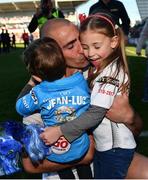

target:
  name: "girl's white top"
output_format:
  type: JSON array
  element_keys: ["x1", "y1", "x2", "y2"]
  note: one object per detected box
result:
[{"x1": 91, "y1": 60, "x2": 136, "y2": 151}]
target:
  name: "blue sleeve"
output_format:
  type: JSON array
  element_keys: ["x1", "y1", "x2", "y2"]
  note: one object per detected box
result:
[{"x1": 16, "y1": 89, "x2": 39, "y2": 117}]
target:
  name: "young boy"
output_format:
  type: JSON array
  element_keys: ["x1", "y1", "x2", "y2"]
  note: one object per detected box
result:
[{"x1": 16, "y1": 37, "x2": 91, "y2": 179}]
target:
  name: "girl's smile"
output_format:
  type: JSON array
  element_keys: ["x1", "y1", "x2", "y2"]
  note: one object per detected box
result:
[{"x1": 80, "y1": 30, "x2": 118, "y2": 67}]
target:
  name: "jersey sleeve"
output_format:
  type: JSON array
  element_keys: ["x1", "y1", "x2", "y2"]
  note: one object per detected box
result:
[
  {"x1": 91, "y1": 76, "x2": 119, "y2": 109},
  {"x1": 61, "y1": 105, "x2": 107, "y2": 142},
  {"x1": 16, "y1": 88, "x2": 39, "y2": 117}
]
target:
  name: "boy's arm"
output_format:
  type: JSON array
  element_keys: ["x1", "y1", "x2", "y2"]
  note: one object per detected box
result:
[{"x1": 16, "y1": 78, "x2": 39, "y2": 116}]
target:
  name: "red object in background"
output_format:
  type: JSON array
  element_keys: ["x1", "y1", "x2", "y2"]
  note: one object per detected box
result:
[{"x1": 79, "y1": 13, "x2": 87, "y2": 23}]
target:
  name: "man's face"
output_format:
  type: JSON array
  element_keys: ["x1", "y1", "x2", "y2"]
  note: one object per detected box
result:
[{"x1": 48, "y1": 24, "x2": 89, "y2": 69}]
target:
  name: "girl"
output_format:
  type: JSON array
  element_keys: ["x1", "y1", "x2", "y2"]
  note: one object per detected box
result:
[{"x1": 40, "y1": 13, "x2": 136, "y2": 179}]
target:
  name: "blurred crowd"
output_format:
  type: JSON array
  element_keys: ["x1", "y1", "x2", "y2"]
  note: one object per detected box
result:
[
  {"x1": 128, "y1": 18, "x2": 148, "y2": 46},
  {"x1": 0, "y1": 28, "x2": 35, "y2": 54}
]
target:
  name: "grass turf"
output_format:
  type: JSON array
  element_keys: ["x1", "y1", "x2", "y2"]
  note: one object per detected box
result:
[{"x1": 0, "y1": 45, "x2": 148, "y2": 178}]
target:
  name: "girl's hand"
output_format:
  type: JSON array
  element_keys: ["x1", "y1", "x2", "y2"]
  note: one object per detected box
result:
[{"x1": 40, "y1": 126, "x2": 62, "y2": 145}]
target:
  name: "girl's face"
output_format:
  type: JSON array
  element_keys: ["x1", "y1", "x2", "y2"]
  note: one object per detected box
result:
[{"x1": 80, "y1": 29, "x2": 118, "y2": 68}]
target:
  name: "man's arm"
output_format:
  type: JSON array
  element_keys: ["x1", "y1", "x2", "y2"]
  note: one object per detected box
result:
[
  {"x1": 17, "y1": 77, "x2": 37, "y2": 100},
  {"x1": 126, "y1": 112, "x2": 143, "y2": 137},
  {"x1": 22, "y1": 135, "x2": 94, "y2": 173},
  {"x1": 28, "y1": 15, "x2": 38, "y2": 33},
  {"x1": 106, "y1": 94, "x2": 143, "y2": 137},
  {"x1": 28, "y1": 7, "x2": 42, "y2": 33},
  {"x1": 126, "y1": 152, "x2": 148, "y2": 179},
  {"x1": 119, "y1": 2, "x2": 130, "y2": 36}
]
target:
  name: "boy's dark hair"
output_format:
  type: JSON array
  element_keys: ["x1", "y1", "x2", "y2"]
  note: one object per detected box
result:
[{"x1": 23, "y1": 37, "x2": 66, "y2": 81}]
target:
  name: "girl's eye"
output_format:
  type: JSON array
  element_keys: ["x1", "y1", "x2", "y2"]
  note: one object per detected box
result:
[
  {"x1": 82, "y1": 46, "x2": 88, "y2": 50},
  {"x1": 95, "y1": 46, "x2": 100, "y2": 49},
  {"x1": 83, "y1": 47, "x2": 88, "y2": 50}
]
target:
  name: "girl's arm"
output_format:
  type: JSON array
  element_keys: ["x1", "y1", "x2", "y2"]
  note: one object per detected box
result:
[{"x1": 40, "y1": 105, "x2": 107, "y2": 144}]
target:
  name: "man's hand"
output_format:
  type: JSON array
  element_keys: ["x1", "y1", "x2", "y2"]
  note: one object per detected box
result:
[
  {"x1": 106, "y1": 94, "x2": 134, "y2": 124},
  {"x1": 40, "y1": 126, "x2": 62, "y2": 145},
  {"x1": 106, "y1": 94, "x2": 143, "y2": 137},
  {"x1": 28, "y1": 76, "x2": 41, "y2": 87}
]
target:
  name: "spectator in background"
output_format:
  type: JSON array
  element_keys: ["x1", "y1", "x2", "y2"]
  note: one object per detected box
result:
[
  {"x1": 0, "y1": 31, "x2": 1, "y2": 54},
  {"x1": 11, "y1": 32, "x2": 16, "y2": 49},
  {"x1": 89, "y1": 0, "x2": 130, "y2": 41},
  {"x1": 1, "y1": 29, "x2": 6, "y2": 53},
  {"x1": 22, "y1": 30, "x2": 29, "y2": 49},
  {"x1": 136, "y1": 18, "x2": 148, "y2": 57},
  {"x1": 136, "y1": 18, "x2": 148, "y2": 102},
  {"x1": 79, "y1": 13, "x2": 87, "y2": 23},
  {"x1": 29, "y1": 33, "x2": 34, "y2": 44},
  {"x1": 28, "y1": 0, "x2": 64, "y2": 36},
  {"x1": 5, "y1": 29, "x2": 11, "y2": 53}
]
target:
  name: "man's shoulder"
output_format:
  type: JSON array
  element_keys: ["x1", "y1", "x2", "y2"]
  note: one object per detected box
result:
[
  {"x1": 90, "y1": 1, "x2": 101, "y2": 9},
  {"x1": 112, "y1": 0, "x2": 124, "y2": 7},
  {"x1": 89, "y1": 1, "x2": 108, "y2": 15}
]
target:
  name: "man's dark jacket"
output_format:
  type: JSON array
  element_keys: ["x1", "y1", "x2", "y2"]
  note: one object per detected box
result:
[{"x1": 89, "y1": 0, "x2": 130, "y2": 35}]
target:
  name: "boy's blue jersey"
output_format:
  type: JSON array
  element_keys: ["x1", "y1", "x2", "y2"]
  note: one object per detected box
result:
[{"x1": 16, "y1": 72, "x2": 90, "y2": 163}]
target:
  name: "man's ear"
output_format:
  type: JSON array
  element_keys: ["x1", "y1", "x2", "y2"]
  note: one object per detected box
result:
[
  {"x1": 32, "y1": 75, "x2": 42, "y2": 83},
  {"x1": 111, "y1": 35, "x2": 119, "y2": 49}
]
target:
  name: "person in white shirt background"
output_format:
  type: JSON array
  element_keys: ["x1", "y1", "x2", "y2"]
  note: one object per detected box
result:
[{"x1": 136, "y1": 18, "x2": 148, "y2": 103}]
